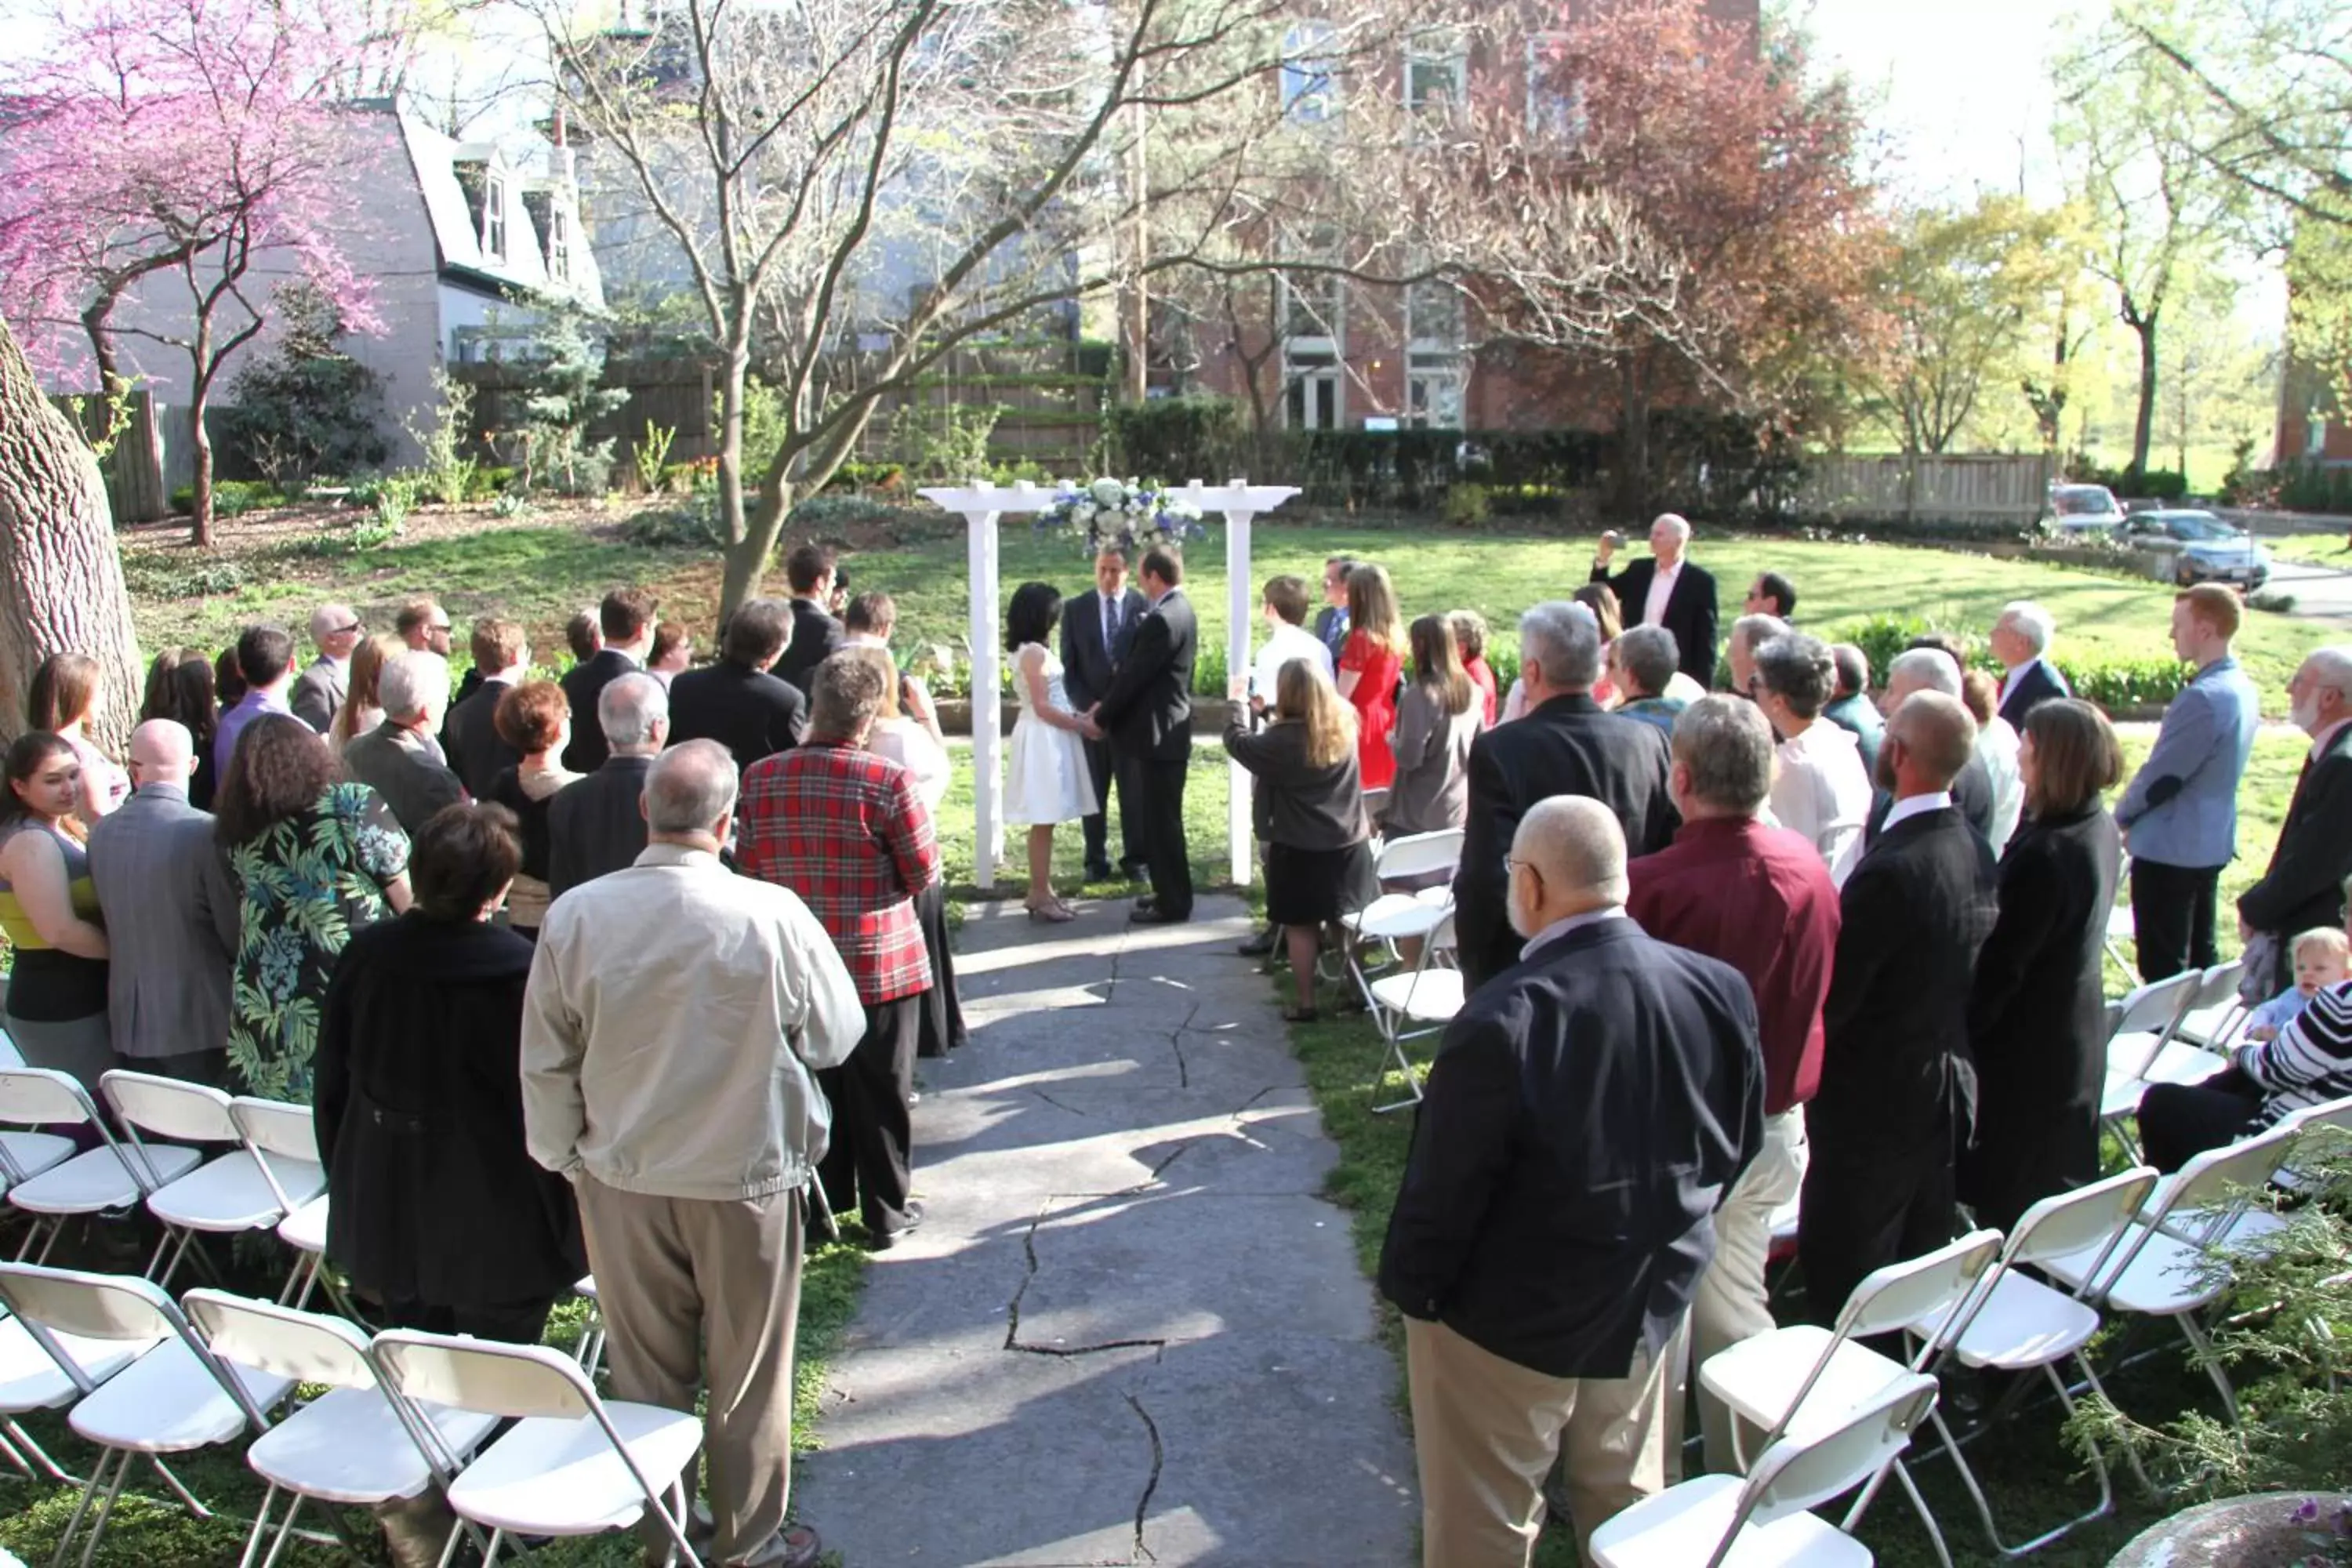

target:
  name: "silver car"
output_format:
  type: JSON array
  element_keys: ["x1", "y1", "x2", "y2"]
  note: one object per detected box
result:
[
  {"x1": 2042, "y1": 483, "x2": 2126, "y2": 534},
  {"x1": 2119, "y1": 510, "x2": 2272, "y2": 590}
]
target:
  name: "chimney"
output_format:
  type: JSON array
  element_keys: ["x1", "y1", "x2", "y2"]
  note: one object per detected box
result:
[{"x1": 549, "y1": 102, "x2": 575, "y2": 186}]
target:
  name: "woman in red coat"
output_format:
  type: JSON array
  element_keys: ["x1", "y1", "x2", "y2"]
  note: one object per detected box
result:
[{"x1": 1335, "y1": 563, "x2": 1406, "y2": 793}]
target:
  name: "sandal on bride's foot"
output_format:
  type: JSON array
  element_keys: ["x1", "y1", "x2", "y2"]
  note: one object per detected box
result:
[{"x1": 1026, "y1": 900, "x2": 1076, "y2": 924}]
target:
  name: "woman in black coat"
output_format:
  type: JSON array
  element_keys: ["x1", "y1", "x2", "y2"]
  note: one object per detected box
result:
[
  {"x1": 1961, "y1": 699, "x2": 2125, "y2": 1232},
  {"x1": 314, "y1": 800, "x2": 585, "y2": 1341}
]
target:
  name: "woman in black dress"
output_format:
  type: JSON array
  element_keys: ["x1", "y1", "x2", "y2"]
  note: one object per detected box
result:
[
  {"x1": 1225, "y1": 660, "x2": 1376, "y2": 1022},
  {"x1": 1962, "y1": 699, "x2": 2125, "y2": 1231}
]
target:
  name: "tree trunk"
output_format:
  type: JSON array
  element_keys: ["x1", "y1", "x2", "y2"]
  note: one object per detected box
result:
[
  {"x1": 2129, "y1": 312, "x2": 2160, "y2": 483},
  {"x1": 188, "y1": 314, "x2": 216, "y2": 546},
  {"x1": 1615, "y1": 355, "x2": 1651, "y2": 513},
  {"x1": 0, "y1": 314, "x2": 144, "y2": 754},
  {"x1": 724, "y1": 478, "x2": 791, "y2": 628}
]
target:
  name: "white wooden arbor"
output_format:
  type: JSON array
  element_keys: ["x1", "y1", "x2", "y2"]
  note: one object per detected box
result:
[{"x1": 916, "y1": 479, "x2": 1301, "y2": 891}]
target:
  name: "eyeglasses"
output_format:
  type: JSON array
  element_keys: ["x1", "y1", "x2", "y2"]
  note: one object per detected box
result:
[
  {"x1": 328, "y1": 622, "x2": 362, "y2": 636},
  {"x1": 428, "y1": 622, "x2": 452, "y2": 634},
  {"x1": 1502, "y1": 855, "x2": 1541, "y2": 881}
]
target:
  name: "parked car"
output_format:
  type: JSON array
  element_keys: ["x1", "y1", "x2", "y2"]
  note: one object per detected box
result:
[
  {"x1": 2042, "y1": 483, "x2": 2127, "y2": 533},
  {"x1": 2120, "y1": 509, "x2": 2272, "y2": 589}
]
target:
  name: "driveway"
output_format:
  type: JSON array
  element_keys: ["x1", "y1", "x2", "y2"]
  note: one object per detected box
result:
[{"x1": 2262, "y1": 557, "x2": 2352, "y2": 626}]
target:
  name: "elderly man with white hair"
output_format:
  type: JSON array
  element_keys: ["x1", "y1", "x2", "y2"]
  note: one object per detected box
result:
[
  {"x1": 1724, "y1": 612, "x2": 1788, "y2": 699},
  {"x1": 547, "y1": 671, "x2": 670, "y2": 901},
  {"x1": 340, "y1": 650, "x2": 463, "y2": 835},
  {"x1": 2238, "y1": 645, "x2": 2352, "y2": 989},
  {"x1": 1384, "y1": 795, "x2": 1762, "y2": 1566},
  {"x1": 1991, "y1": 600, "x2": 2069, "y2": 730},
  {"x1": 1592, "y1": 513, "x2": 1721, "y2": 686},
  {"x1": 1861, "y1": 646, "x2": 1995, "y2": 847},
  {"x1": 1450, "y1": 601, "x2": 1679, "y2": 985},
  {"x1": 292, "y1": 602, "x2": 363, "y2": 734}
]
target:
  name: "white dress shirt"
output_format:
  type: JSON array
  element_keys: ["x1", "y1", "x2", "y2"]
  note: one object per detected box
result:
[
  {"x1": 1882, "y1": 790, "x2": 1955, "y2": 835},
  {"x1": 1520, "y1": 904, "x2": 1631, "y2": 962},
  {"x1": 1642, "y1": 561, "x2": 1682, "y2": 628},
  {"x1": 1251, "y1": 621, "x2": 1336, "y2": 699},
  {"x1": 1974, "y1": 716, "x2": 2024, "y2": 855},
  {"x1": 1769, "y1": 719, "x2": 1874, "y2": 887}
]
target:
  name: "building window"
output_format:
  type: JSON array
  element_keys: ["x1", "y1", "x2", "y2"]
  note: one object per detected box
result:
[
  {"x1": 1281, "y1": 23, "x2": 1338, "y2": 123},
  {"x1": 1405, "y1": 31, "x2": 1465, "y2": 118},
  {"x1": 549, "y1": 209, "x2": 570, "y2": 281},
  {"x1": 1285, "y1": 350, "x2": 1343, "y2": 430},
  {"x1": 1279, "y1": 270, "x2": 1344, "y2": 430},
  {"x1": 484, "y1": 173, "x2": 507, "y2": 261},
  {"x1": 1526, "y1": 33, "x2": 1582, "y2": 140},
  {"x1": 1405, "y1": 279, "x2": 1465, "y2": 430},
  {"x1": 1280, "y1": 270, "x2": 1344, "y2": 339}
]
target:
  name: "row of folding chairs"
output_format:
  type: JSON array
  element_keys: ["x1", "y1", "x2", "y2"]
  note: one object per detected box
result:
[
  {"x1": 2100, "y1": 960, "x2": 2250, "y2": 1159},
  {"x1": 0, "y1": 1264, "x2": 702, "y2": 1567},
  {"x1": 1334, "y1": 827, "x2": 1466, "y2": 1112}
]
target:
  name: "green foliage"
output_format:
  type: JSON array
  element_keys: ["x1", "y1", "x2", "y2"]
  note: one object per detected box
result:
[
  {"x1": 404, "y1": 368, "x2": 479, "y2": 506},
  {"x1": 370, "y1": 475, "x2": 418, "y2": 535},
  {"x1": 167, "y1": 480, "x2": 280, "y2": 518},
  {"x1": 884, "y1": 401, "x2": 1001, "y2": 482},
  {"x1": 1106, "y1": 395, "x2": 1245, "y2": 484},
  {"x1": 622, "y1": 495, "x2": 727, "y2": 550},
  {"x1": 119, "y1": 555, "x2": 249, "y2": 599},
  {"x1": 1831, "y1": 609, "x2": 2191, "y2": 707},
  {"x1": 822, "y1": 459, "x2": 907, "y2": 493},
  {"x1": 2070, "y1": 461, "x2": 2191, "y2": 500},
  {"x1": 1440, "y1": 482, "x2": 1493, "y2": 528},
  {"x1": 226, "y1": 285, "x2": 390, "y2": 486},
  {"x1": 501, "y1": 303, "x2": 630, "y2": 496},
  {"x1": 635, "y1": 419, "x2": 679, "y2": 492}
]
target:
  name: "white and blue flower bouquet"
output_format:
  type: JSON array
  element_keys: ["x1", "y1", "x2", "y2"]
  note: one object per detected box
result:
[{"x1": 1036, "y1": 477, "x2": 1205, "y2": 554}]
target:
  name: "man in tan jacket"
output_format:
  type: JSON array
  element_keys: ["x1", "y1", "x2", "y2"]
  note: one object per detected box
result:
[{"x1": 523, "y1": 739, "x2": 863, "y2": 1568}]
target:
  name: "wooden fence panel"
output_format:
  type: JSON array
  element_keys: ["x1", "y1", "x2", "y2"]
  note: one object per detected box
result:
[
  {"x1": 1796, "y1": 453, "x2": 2053, "y2": 525},
  {"x1": 46, "y1": 390, "x2": 169, "y2": 525}
]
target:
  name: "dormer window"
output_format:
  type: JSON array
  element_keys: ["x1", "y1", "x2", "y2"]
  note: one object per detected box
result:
[{"x1": 484, "y1": 173, "x2": 507, "y2": 260}]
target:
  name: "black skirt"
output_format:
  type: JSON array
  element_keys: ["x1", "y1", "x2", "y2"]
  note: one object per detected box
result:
[{"x1": 1265, "y1": 839, "x2": 1379, "y2": 927}]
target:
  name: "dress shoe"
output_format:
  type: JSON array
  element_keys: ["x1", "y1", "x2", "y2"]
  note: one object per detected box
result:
[
  {"x1": 1084, "y1": 862, "x2": 1115, "y2": 883},
  {"x1": 1236, "y1": 925, "x2": 1277, "y2": 956},
  {"x1": 1120, "y1": 861, "x2": 1149, "y2": 881},
  {"x1": 869, "y1": 1202, "x2": 925, "y2": 1250},
  {"x1": 1134, "y1": 896, "x2": 1157, "y2": 914},
  {"x1": 1131, "y1": 908, "x2": 1189, "y2": 926}
]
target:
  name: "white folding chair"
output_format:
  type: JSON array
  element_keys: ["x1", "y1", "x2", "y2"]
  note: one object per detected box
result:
[
  {"x1": 0, "y1": 1298, "x2": 160, "y2": 1485},
  {"x1": 275, "y1": 1194, "x2": 332, "y2": 1310},
  {"x1": 573, "y1": 1274, "x2": 606, "y2": 1377},
  {"x1": 1337, "y1": 828, "x2": 1464, "y2": 1007},
  {"x1": 100, "y1": 1073, "x2": 325, "y2": 1288},
  {"x1": 2103, "y1": 857, "x2": 2138, "y2": 985},
  {"x1": 1590, "y1": 1373, "x2": 1942, "y2": 1568},
  {"x1": 2097, "y1": 973, "x2": 2202, "y2": 1156},
  {"x1": 0, "y1": 1068, "x2": 201, "y2": 1264},
  {"x1": 1896, "y1": 1167, "x2": 2160, "y2": 1555},
  {"x1": 228, "y1": 1098, "x2": 332, "y2": 1292},
  {"x1": 0, "y1": 1261, "x2": 292, "y2": 1567},
  {"x1": 372, "y1": 1329, "x2": 706, "y2": 1566},
  {"x1": 1363, "y1": 910, "x2": 1465, "y2": 1113},
  {"x1": 2172, "y1": 959, "x2": 2250, "y2": 1051},
  {"x1": 183, "y1": 1290, "x2": 500, "y2": 1568},
  {"x1": 0, "y1": 1046, "x2": 74, "y2": 1201},
  {"x1": 2274, "y1": 1094, "x2": 2352, "y2": 1195}
]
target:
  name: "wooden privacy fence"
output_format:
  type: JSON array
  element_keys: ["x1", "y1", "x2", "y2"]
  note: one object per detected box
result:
[
  {"x1": 1795, "y1": 453, "x2": 2053, "y2": 526},
  {"x1": 47, "y1": 390, "x2": 170, "y2": 525},
  {"x1": 448, "y1": 360, "x2": 716, "y2": 470}
]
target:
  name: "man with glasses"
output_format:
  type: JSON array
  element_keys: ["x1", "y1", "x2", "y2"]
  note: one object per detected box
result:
[
  {"x1": 292, "y1": 604, "x2": 363, "y2": 734},
  {"x1": 396, "y1": 597, "x2": 455, "y2": 658}
]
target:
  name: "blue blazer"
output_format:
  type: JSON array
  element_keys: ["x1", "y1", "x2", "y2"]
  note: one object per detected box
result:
[{"x1": 2115, "y1": 655, "x2": 2260, "y2": 869}]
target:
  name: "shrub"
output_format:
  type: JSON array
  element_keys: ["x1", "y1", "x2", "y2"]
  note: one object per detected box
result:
[
  {"x1": 225, "y1": 285, "x2": 390, "y2": 485},
  {"x1": 622, "y1": 496, "x2": 726, "y2": 550},
  {"x1": 1107, "y1": 396, "x2": 1246, "y2": 486},
  {"x1": 405, "y1": 368, "x2": 480, "y2": 506},
  {"x1": 884, "y1": 402, "x2": 1000, "y2": 483},
  {"x1": 2057, "y1": 656, "x2": 2192, "y2": 710},
  {"x1": 1440, "y1": 482, "x2": 1492, "y2": 528},
  {"x1": 2067, "y1": 462, "x2": 2189, "y2": 501},
  {"x1": 120, "y1": 556, "x2": 248, "y2": 598},
  {"x1": 168, "y1": 480, "x2": 280, "y2": 518}
]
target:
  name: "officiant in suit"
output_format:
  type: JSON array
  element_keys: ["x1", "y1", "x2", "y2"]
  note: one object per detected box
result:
[
  {"x1": 1591, "y1": 514, "x2": 1720, "y2": 688},
  {"x1": 1062, "y1": 547, "x2": 1149, "y2": 882},
  {"x1": 1091, "y1": 546, "x2": 1196, "y2": 924},
  {"x1": 2237, "y1": 647, "x2": 2352, "y2": 989}
]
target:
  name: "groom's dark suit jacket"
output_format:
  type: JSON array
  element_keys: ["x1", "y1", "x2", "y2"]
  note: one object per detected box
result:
[
  {"x1": 1062, "y1": 586, "x2": 1149, "y2": 713},
  {"x1": 1094, "y1": 588, "x2": 1197, "y2": 761}
]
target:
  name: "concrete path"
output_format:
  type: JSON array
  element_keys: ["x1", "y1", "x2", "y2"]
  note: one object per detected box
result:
[{"x1": 794, "y1": 894, "x2": 1419, "y2": 1567}]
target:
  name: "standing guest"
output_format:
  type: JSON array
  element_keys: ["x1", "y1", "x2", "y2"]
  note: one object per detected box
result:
[
  {"x1": 441, "y1": 618, "x2": 528, "y2": 798},
  {"x1": 1991, "y1": 601, "x2": 2070, "y2": 730},
  {"x1": 0, "y1": 734, "x2": 111, "y2": 1093},
  {"x1": 343, "y1": 652, "x2": 465, "y2": 837},
  {"x1": 773, "y1": 544, "x2": 847, "y2": 698},
  {"x1": 1382, "y1": 798, "x2": 1761, "y2": 1565},
  {"x1": 1961, "y1": 669, "x2": 2025, "y2": 855},
  {"x1": 216, "y1": 715, "x2": 413, "y2": 1102},
  {"x1": 1573, "y1": 583, "x2": 1624, "y2": 708},
  {"x1": 316, "y1": 802, "x2": 584, "y2": 1341},
  {"x1": 546, "y1": 674, "x2": 667, "y2": 902},
  {"x1": 1723, "y1": 613, "x2": 1788, "y2": 701},
  {"x1": 394, "y1": 597, "x2": 455, "y2": 660},
  {"x1": 1609, "y1": 626, "x2": 1687, "y2": 738},
  {"x1": 1385, "y1": 614, "x2": 1480, "y2": 839},
  {"x1": 1863, "y1": 648, "x2": 1996, "y2": 845},
  {"x1": 27, "y1": 654, "x2": 129, "y2": 825},
  {"x1": 1247, "y1": 574, "x2": 1335, "y2": 701},
  {"x1": 214, "y1": 648, "x2": 248, "y2": 712},
  {"x1": 1092, "y1": 547, "x2": 1199, "y2": 924},
  {"x1": 485, "y1": 682, "x2": 579, "y2": 935},
  {"x1": 1963, "y1": 699, "x2": 2125, "y2": 1232},
  {"x1": 647, "y1": 621, "x2": 693, "y2": 688},
  {"x1": 523, "y1": 742, "x2": 862, "y2": 1568},
  {"x1": 87, "y1": 720, "x2": 240, "y2": 1087},
  {"x1": 1750, "y1": 633, "x2": 1873, "y2": 884},
  {"x1": 1592, "y1": 514, "x2": 1720, "y2": 688},
  {"x1": 2116, "y1": 585, "x2": 2261, "y2": 981},
  {"x1": 564, "y1": 608, "x2": 602, "y2": 666},
  {"x1": 1744, "y1": 572, "x2": 1798, "y2": 621},
  {"x1": 1062, "y1": 548, "x2": 1150, "y2": 883},
  {"x1": 1315, "y1": 555, "x2": 1356, "y2": 662},
  {"x1": 1001, "y1": 583, "x2": 1099, "y2": 924},
  {"x1": 846, "y1": 591, "x2": 944, "y2": 742},
  {"x1": 216, "y1": 625, "x2": 299, "y2": 779},
  {"x1": 292, "y1": 604, "x2": 363, "y2": 734},
  {"x1": 2237, "y1": 647, "x2": 2352, "y2": 990},
  {"x1": 1451, "y1": 602, "x2": 1677, "y2": 987},
  {"x1": 1628, "y1": 697, "x2": 1838, "y2": 1472},
  {"x1": 1450, "y1": 610, "x2": 1499, "y2": 728},
  {"x1": 1822, "y1": 644, "x2": 1885, "y2": 778},
  {"x1": 140, "y1": 648, "x2": 221, "y2": 811},
  {"x1": 1225, "y1": 662, "x2": 1377, "y2": 1021},
  {"x1": 739, "y1": 655, "x2": 940, "y2": 1247},
  {"x1": 560, "y1": 589, "x2": 659, "y2": 774},
  {"x1": 667, "y1": 597, "x2": 807, "y2": 771},
  {"x1": 1336, "y1": 564, "x2": 1407, "y2": 794},
  {"x1": 1799, "y1": 692, "x2": 1997, "y2": 1321},
  {"x1": 329, "y1": 634, "x2": 401, "y2": 755},
  {"x1": 844, "y1": 648, "x2": 964, "y2": 1059}
]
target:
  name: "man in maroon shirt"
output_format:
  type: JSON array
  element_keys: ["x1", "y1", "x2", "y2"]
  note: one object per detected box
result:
[{"x1": 1627, "y1": 695, "x2": 1839, "y2": 1473}]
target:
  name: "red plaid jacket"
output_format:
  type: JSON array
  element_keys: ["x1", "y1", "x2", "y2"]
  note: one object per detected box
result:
[{"x1": 739, "y1": 741, "x2": 940, "y2": 1005}]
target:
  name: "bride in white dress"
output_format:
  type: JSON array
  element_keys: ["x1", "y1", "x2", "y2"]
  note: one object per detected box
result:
[{"x1": 1004, "y1": 582, "x2": 1100, "y2": 922}]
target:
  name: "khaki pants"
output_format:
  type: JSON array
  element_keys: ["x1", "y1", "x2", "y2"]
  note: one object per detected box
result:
[
  {"x1": 1678, "y1": 1108, "x2": 1808, "y2": 1475},
  {"x1": 1406, "y1": 1314, "x2": 1686, "y2": 1568},
  {"x1": 577, "y1": 1177, "x2": 804, "y2": 1566}
]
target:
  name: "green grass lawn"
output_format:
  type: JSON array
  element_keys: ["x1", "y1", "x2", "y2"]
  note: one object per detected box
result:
[{"x1": 2252, "y1": 529, "x2": 2352, "y2": 572}]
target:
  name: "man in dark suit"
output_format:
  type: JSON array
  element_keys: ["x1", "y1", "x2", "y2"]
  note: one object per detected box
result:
[
  {"x1": 1061, "y1": 546, "x2": 1149, "y2": 881},
  {"x1": 292, "y1": 603, "x2": 361, "y2": 734},
  {"x1": 1313, "y1": 555, "x2": 1356, "y2": 662},
  {"x1": 1862, "y1": 648, "x2": 1994, "y2": 846},
  {"x1": 773, "y1": 543, "x2": 847, "y2": 698},
  {"x1": 560, "y1": 588, "x2": 659, "y2": 774},
  {"x1": 1991, "y1": 601, "x2": 2071, "y2": 730},
  {"x1": 1091, "y1": 546, "x2": 1196, "y2": 924},
  {"x1": 1591, "y1": 513, "x2": 1719, "y2": 687},
  {"x1": 1382, "y1": 797, "x2": 1762, "y2": 1563},
  {"x1": 441, "y1": 616, "x2": 528, "y2": 798},
  {"x1": 1799, "y1": 691, "x2": 1998, "y2": 1323},
  {"x1": 667, "y1": 598, "x2": 808, "y2": 772},
  {"x1": 2238, "y1": 647, "x2": 2352, "y2": 989},
  {"x1": 1451, "y1": 600, "x2": 1679, "y2": 986},
  {"x1": 548, "y1": 673, "x2": 668, "y2": 901}
]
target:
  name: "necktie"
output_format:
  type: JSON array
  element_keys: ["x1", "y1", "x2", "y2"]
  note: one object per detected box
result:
[{"x1": 1105, "y1": 597, "x2": 1116, "y2": 647}]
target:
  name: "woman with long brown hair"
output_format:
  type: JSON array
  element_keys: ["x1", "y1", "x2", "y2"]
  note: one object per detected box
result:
[
  {"x1": 0, "y1": 733, "x2": 111, "y2": 1091},
  {"x1": 27, "y1": 652, "x2": 128, "y2": 823},
  {"x1": 1225, "y1": 661, "x2": 1376, "y2": 1021},
  {"x1": 1335, "y1": 563, "x2": 1407, "y2": 794},
  {"x1": 330, "y1": 633, "x2": 403, "y2": 753},
  {"x1": 1386, "y1": 614, "x2": 1481, "y2": 839},
  {"x1": 140, "y1": 648, "x2": 222, "y2": 811},
  {"x1": 1573, "y1": 583, "x2": 1624, "y2": 707}
]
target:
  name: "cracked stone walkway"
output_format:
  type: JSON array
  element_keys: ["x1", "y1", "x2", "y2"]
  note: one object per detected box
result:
[{"x1": 793, "y1": 893, "x2": 1419, "y2": 1566}]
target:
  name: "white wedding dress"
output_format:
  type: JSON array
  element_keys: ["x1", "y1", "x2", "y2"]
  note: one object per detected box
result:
[{"x1": 1004, "y1": 644, "x2": 1099, "y2": 826}]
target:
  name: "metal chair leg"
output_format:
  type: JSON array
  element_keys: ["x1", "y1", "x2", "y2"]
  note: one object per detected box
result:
[
  {"x1": 236, "y1": 1483, "x2": 281, "y2": 1568},
  {"x1": 74, "y1": 1448, "x2": 133, "y2": 1568},
  {"x1": 256, "y1": 1492, "x2": 305, "y2": 1568},
  {"x1": 46, "y1": 1446, "x2": 122, "y2": 1568},
  {"x1": 2176, "y1": 1312, "x2": 2240, "y2": 1422}
]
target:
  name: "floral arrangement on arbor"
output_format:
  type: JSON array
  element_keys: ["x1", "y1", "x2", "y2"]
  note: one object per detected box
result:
[{"x1": 1036, "y1": 477, "x2": 1204, "y2": 554}]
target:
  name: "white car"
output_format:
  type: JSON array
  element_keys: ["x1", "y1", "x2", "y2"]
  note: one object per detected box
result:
[{"x1": 2042, "y1": 483, "x2": 2126, "y2": 534}]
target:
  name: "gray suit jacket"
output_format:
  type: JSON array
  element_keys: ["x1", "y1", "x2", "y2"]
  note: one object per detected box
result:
[
  {"x1": 343, "y1": 721, "x2": 465, "y2": 836},
  {"x1": 291, "y1": 657, "x2": 347, "y2": 734},
  {"x1": 85, "y1": 784, "x2": 240, "y2": 1061}
]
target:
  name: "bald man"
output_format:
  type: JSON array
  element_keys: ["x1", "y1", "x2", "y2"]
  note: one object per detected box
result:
[
  {"x1": 292, "y1": 602, "x2": 362, "y2": 733},
  {"x1": 1382, "y1": 797, "x2": 1762, "y2": 1564},
  {"x1": 1798, "y1": 692, "x2": 1998, "y2": 1321},
  {"x1": 85, "y1": 720, "x2": 241, "y2": 1084}
]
